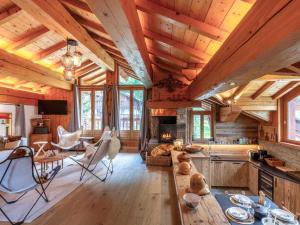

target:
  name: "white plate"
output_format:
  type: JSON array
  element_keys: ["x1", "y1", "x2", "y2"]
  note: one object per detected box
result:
[
  {"x1": 271, "y1": 209, "x2": 295, "y2": 223},
  {"x1": 232, "y1": 194, "x2": 253, "y2": 205},
  {"x1": 227, "y1": 207, "x2": 248, "y2": 221}
]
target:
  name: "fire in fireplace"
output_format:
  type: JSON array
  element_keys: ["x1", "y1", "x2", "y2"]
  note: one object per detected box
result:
[{"x1": 158, "y1": 116, "x2": 177, "y2": 143}]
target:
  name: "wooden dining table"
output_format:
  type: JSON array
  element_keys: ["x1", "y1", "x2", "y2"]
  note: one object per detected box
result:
[{"x1": 215, "y1": 195, "x2": 278, "y2": 225}]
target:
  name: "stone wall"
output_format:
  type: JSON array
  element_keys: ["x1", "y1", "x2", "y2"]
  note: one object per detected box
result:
[{"x1": 259, "y1": 140, "x2": 300, "y2": 170}]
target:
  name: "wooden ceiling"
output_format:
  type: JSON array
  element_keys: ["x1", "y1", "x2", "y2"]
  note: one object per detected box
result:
[{"x1": 0, "y1": 0, "x2": 298, "y2": 104}]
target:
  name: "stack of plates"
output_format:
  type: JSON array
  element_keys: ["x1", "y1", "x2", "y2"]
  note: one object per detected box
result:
[
  {"x1": 225, "y1": 207, "x2": 254, "y2": 224},
  {"x1": 270, "y1": 209, "x2": 298, "y2": 224},
  {"x1": 230, "y1": 194, "x2": 253, "y2": 208}
]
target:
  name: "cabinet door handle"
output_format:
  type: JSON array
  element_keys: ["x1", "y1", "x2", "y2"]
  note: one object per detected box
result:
[
  {"x1": 275, "y1": 178, "x2": 277, "y2": 188},
  {"x1": 232, "y1": 162, "x2": 241, "y2": 164}
]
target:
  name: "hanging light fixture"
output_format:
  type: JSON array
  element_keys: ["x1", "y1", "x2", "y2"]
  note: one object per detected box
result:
[
  {"x1": 61, "y1": 38, "x2": 82, "y2": 81},
  {"x1": 63, "y1": 68, "x2": 75, "y2": 81}
]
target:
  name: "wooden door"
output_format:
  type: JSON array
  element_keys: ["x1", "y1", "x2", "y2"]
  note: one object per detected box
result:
[
  {"x1": 210, "y1": 161, "x2": 225, "y2": 186},
  {"x1": 248, "y1": 163, "x2": 259, "y2": 194}
]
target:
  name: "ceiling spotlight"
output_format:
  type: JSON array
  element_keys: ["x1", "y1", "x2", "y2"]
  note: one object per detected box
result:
[{"x1": 229, "y1": 82, "x2": 236, "y2": 86}]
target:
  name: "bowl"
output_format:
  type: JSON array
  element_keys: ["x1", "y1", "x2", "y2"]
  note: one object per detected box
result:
[
  {"x1": 252, "y1": 203, "x2": 268, "y2": 219},
  {"x1": 183, "y1": 193, "x2": 201, "y2": 209}
]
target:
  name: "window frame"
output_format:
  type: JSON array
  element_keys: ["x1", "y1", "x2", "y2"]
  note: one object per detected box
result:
[
  {"x1": 281, "y1": 87, "x2": 300, "y2": 145},
  {"x1": 119, "y1": 86, "x2": 144, "y2": 133},
  {"x1": 191, "y1": 111, "x2": 213, "y2": 143},
  {"x1": 79, "y1": 86, "x2": 104, "y2": 135}
]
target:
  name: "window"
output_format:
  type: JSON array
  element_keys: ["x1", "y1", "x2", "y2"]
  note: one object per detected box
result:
[
  {"x1": 80, "y1": 89, "x2": 104, "y2": 133},
  {"x1": 119, "y1": 88, "x2": 144, "y2": 131},
  {"x1": 192, "y1": 112, "x2": 212, "y2": 142},
  {"x1": 287, "y1": 95, "x2": 300, "y2": 142},
  {"x1": 119, "y1": 66, "x2": 143, "y2": 86}
]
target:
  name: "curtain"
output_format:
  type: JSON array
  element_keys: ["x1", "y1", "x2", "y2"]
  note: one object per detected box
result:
[
  {"x1": 69, "y1": 84, "x2": 80, "y2": 132},
  {"x1": 102, "y1": 85, "x2": 109, "y2": 130},
  {"x1": 139, "y1": 89, "x2": 150, "y2": 159},
  {"x1": 15, "y1": 104, "x2": 26, "y2": 137},
  {"x1": 110, "y1": 85, "x2": 120, "y2": 135},
  {"x1": 185, "y1": 108, "x2": 192, "y2": 144}
]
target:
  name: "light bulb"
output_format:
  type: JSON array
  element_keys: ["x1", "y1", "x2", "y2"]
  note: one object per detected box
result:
[
  {"x1": 63, "y1": 69, "x2": 75, "y2": 81},
  {"x1": 73, "y1": 51, "x2": 82, "y2": 67},
  {"x1": 61, "y1": 52, "x2": 74, "y2": 69}
]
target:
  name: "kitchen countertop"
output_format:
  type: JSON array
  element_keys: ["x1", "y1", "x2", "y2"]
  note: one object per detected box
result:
[{"x1": 249, "y1": 159, "x2": 300, "y2": 184}]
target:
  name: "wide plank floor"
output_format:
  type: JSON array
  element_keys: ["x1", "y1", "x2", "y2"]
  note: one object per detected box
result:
[{"x1": 0, "y1": 153, "x2": 181, "y2": 225}]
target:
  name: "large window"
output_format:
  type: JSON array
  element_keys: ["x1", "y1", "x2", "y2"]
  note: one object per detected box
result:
[
  {"x1": 119, "y1": 88, "x2": 144, "y2": 131},
  {"x1": 192, "y1": 111, "x2": 212, "y2": 143},
  {"x1": 287, "y1": 95, "x2": 300, "y2": 142},
  {"x1": 80, "y1": 89, "x2": 104, "y2": 133}
]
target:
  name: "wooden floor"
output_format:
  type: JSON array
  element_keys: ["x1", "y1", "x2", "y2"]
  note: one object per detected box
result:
[{"x1": 0, "y1": 153, "x2": 181, "y2": 225}]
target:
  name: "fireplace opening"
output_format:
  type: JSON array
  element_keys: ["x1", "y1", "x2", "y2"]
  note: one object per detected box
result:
[{"x1": 158, "y1": 116, "x2": 177, "y2": 143}]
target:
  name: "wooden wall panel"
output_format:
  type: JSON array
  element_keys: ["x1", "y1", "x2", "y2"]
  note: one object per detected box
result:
[
  {"x1": 43, "y1": 87, "x2": 73, "y2": 142},
  {"x1": 215, "y1": 114, "x2": 258, "y2": 144},
  {"x1": 0, "y1": 87, "x2": 44, "y2": 105}
]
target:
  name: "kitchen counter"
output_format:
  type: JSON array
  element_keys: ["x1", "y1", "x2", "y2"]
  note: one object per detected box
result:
[
  {"x1": 171, "y1": 150, "x2": 230, "y2": 225},
  {"x1": 249, "y1": 159, "x2": 300, "y2": 184}
]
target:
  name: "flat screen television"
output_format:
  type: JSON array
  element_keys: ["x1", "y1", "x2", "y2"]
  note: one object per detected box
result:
[{"x1": 38, "y1": 100, "x2": 67, "y2": 115}]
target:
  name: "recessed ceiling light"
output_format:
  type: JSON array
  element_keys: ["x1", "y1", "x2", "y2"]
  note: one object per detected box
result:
[{"x1": 229, "y1": 82, "x2": 236, "y2": 86}]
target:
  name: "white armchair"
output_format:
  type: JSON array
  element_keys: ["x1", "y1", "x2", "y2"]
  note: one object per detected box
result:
[{"x1": 51, "y1": 126, "x2": 81, "y2": 151}]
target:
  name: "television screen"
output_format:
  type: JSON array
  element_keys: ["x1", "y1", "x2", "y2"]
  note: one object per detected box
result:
[{"x1": 38, "y1": 100, "x2": 67, "y2": 115}]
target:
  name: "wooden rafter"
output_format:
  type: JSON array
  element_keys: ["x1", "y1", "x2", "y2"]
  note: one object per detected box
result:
[
  {"x1": 9, "y1": 26, "x2": 49, "y2": 50},
  {"x1": 188, "y1": 0, "x2": 300, "y2": 99},
  {"x1": 0, "y1": 4, "x2": 21, "y2": 25},
  {"x1": 135, "y1": 0, "x2": 228, "y2": 42},
  {"x1": 148, "y1": 47, "x2": 188, "y2": 68},
  {"x1": 33, "y1": 41, "x2": 66, "y2": 61},
  {"x1": 144, "y1": 29, "x2": 210, "y2": 62},
  {"x1": 232, "y1": 83, "x2": 250, "y2": 100},
  {"x1": 76, "y1": 64, "x2": 100, "y2": 77},
  {"x1": 12, "y1": 0, "x2": 114, "y2": 71},
  {"x1": 257, "y1": 75, "x2": 300, "y2": 81},
  {"x1": 89, "y1": 77, "x2": 106, "y2": 85},
  {"x1": 51, "y1": 61, "x2": 62, "y2": 69},
  {"x1": 251, "y1": 81, "x2": 275, "y2": 100},
  {"x1": 272, "y1": 81, "x2": 300, "y2": 100},
  {"x1": 0, "y1": 48, "x2": 71, "y2": 90},
  {"x1": 92, "y1": 34, "x2": 118, "y2": 50},
  {"x1": 60, "y1": 0, "x2": 92, "y2": 14},
  {"x1": 86, "y1": 0, "x2": 152, "y2": 87},
  {"x1": 14, "y1": 80, "x2": 29, "y2": 88},
  {"x1": 73, "y1": 15, "x2": 108, "y2": 37},
  {"x1": 83, "y1": 72, "x2": 105, "y2": 83},
  {"x1": 76, "y1": 60, "x2": 94, "y2": 72}
]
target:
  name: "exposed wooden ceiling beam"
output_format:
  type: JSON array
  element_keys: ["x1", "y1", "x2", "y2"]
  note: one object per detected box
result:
[
  {"x1": 0, "y1": 4, "x2": 21, "y2": 25},
  {"x1": 78, "y1": 68, "x2": 102, "y2": 80},
  {"x1": 83, "y1": 72, "x2": 106, "y2": 83},
  {"x1": 9, "y1": 26, "x2": 49, "y2": 50},
  {"x1": 88, "y1": 76, "x2": 106, "y2": 85},
  {"x1": 51, "y1": 60, "x2": 62, "y2": 69},
  {"x1": 76, "y1": 60, "x2": 94, "y2": 72},
  {"x1": 135, "y1": 0, "x2": 227, "y2": 42},
  {"x1": 86, "y1": 0, "x2": 152, "y2": 88},
  {"x1": 33, "y1": 41, "x2": 66, "y2": 61},
  {"x1": 272, "y1": 81, "x2": 300, "y2": 100},
  {"x1": 14, "y1": 80, "x2": 29, "y2": 88},
  {"x1": 12, "y1": 0, "x2": 114, "y2": 71},
  {"x1": 188, "y1": 0, "x2": 300, "y2": 99},
  {"x1": 144, "y1": 29, "x2": 210, "y2": 62},
  {"x1": 0, "y1": 49, "x2": 71, "y2": 90},
  {"x1": 148, "y1": 47, "x2": 188, "y2": 68},
  {"x1": 92, "y1": 34, "x2": 118, "y2": 50},
  {"x1": 232, "y1": 83, "x2": 250, "y2": 100},
  {"x1": 76, "y1": 64, "x2": 100, "y2": 77},
  {"x1": 60, "y1": 0, "x2": 92, "y2": 13},
  {"x1": 257, "y1": 75, "x2": 300, "y2": 81},
  {"x1": 73, "y1": 15, "x2": 108, "y2": 37},
  {"x1": 234, "y1": 97, "x2": 277, "y2": 111},
  {"x1": 251, "y1": 81, "x2": 275, "y2": 100},
  {"x1": 119, "y1": 66, "x2": 140, "y2": 81}
]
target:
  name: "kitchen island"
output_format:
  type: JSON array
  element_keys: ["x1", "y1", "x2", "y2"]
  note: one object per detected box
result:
[{"x1": 171, "y1": 150, "x2": 230, "y2": 225}]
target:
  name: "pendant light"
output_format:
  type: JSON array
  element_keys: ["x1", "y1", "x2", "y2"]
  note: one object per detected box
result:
[{"x1": 61, "y1": 38, "x2": 82, "y2": 81}]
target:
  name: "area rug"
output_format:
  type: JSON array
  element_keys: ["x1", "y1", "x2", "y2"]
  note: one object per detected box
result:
[{"x1": 0, "y1": 158, "x2": 83, "y2": 223}]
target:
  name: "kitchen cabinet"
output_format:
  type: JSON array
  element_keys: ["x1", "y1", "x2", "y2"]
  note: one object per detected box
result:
[
  {"x1": 248, "y1": 163, "x2": 259, "y2": 194},
  {"x1": 274, "y1": 176, "x2": 300, "y2": 215},
  {"x1": 192, "y1": 157, "x2": 211, "y2": 187},
  {"x1": 210, "y1": 161, "x2": 248, "y2": 187}
]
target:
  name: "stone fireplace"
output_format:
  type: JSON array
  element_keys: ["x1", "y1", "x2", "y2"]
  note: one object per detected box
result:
[{"x1": 158, "y1": 116, "x2": 177, "y2": 143}]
